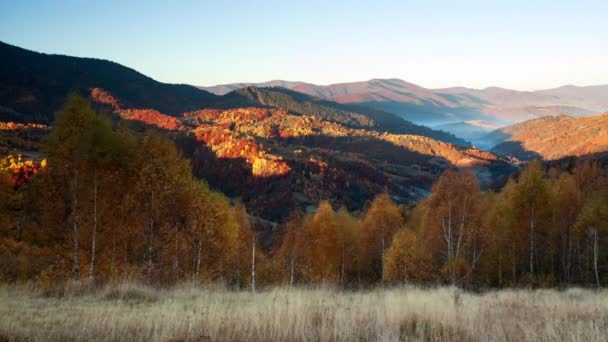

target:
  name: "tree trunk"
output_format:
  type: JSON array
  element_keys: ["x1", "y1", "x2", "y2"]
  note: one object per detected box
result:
[
  {"x1": 340, "y1": 241, "x2": 345, "y2": 288},
  {"x1": 195, "y1": 238, "x2": 202, "y2": 283},
  {"x1": 455, "y1": 198, "x2": 467, "y2": 260},
  {"x1": 71, "y1": 170, "x2": 81, "y2": 284},
  {"x1": 173, "y1": 226, "x2": 179, "y2": 283},
  {"x1": 381, "y1": 236, "x2": 385, "y2": 287},
  {"x1": 147, "y1": 220, "x2": 154, "y2": 283},
  {"x1": 498, "y1": 250, "x2": 502, "y2": 288},
  {"x1": 441, "y1": 199, "x2": 455, "y2": 286},
  {"x1": 567, "y1": 226, "x2": 573, "y2": 282},
  {"x1": 110, "y1": 233, "x2": 116, "y2": 279},
  {"x1": 89, "y1": 171, "x2": 98, "y2": 285},
  {"x1": 530, "y1": 206, "x2": 535, "y2": 274},
  {"x1": 123, "y1": 236, "x2": 128, "y2": 265},
  {"x1": 403, "y1": 256, "x2": 408, "y2": 286},
  {"x1": 511, "y1": 244, "x2": 517, "y2": 284},
  {"x1": 289, "y1": 256, "x2": 295, "y2": 288},
  {"x1": 236, "y1": 243, "x2": 241, "y2": 289},
  {"x1": 593, "y1": 227, "x2": 600, "y2": 288},
  {"x1": 251, "y1": 235, "x2": 256, "y2": 293}
]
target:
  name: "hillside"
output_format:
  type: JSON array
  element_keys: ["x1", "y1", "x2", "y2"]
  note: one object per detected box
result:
[
  {"x1": 0, "y1": 41, "x2": 220, "y2": 123},
  {"x1": 88, "y1": 88, "x2": 513, "y2": 220},
  {"x1": 216, "y1": 86, "x2": 466, "y2": 144},
  {"x1": 0, "y1": 42, "x2": 464, "y2": 145},
  {"x1": 0, "y1": 41, "x2": 514, "y2": 221},
  {"x1": 202, "y1": 79, "x2": 608, "y2": 125},
  {"x1": 483, "y1": 114, "x2": 608, "y2": 160},
  {"x1": 179, "y1": 106, "x2": 513, "y2": 220},
  {"x1": 203, "y1": 80, "x2": 306, "y2": 95},
  {"x1": 204, "y1": 79, "x2": 483, "y2": 124}
]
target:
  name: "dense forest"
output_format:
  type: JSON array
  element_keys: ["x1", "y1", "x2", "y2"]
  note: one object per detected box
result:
[
  {"x1": 0, "y1": 41, "x2": 465, "y2": 146},
  {"x1": 0, "y1": 95, "x2": 607, "y2": 289},
  {"x1": 0, "y1": 41, "x2": 218, "y2": 123},
  {"x1": 217, "y1": 86, "x2": 466, "y2": 145}
]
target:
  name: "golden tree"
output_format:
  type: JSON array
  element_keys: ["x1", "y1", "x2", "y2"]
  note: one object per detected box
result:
[
  {"x1": 335, "y1": 207, "x2": 363, "y2": 287},
  {"x1": 305, "y1": 201, "x2": 339, "y2": 284},
  {"x1": 383, "y1": 228, "x2": 430, "y2": 284},
  {"x1": 420, "y1": 169, "x2": 483, "y2": 285},
  {"x1": 362, "y1": 193, "x2": 404, "y2": 285}
]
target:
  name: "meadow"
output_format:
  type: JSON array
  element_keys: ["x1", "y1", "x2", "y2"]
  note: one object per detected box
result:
[{"x1": 1, "y1": 283, "x2": 606, "y2": 341}]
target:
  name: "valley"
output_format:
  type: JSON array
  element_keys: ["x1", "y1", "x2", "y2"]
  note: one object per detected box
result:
[{"x1": 0, "y1": 41, "x2": 516, "y2": 223}]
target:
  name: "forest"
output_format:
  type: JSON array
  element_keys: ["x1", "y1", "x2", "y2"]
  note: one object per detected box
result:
[{"x1": 1, "y1": 95, "x2": 607, "y2": 290}]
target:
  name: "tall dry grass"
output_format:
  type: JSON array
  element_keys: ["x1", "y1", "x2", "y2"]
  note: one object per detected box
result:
[{"x1": 0, "y1": 283, "x2": 606, "y2": 341}]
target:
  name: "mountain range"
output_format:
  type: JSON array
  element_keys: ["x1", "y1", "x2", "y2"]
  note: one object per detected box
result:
[
  {"x1": 0, "y1": 41, "x2": 464, "y2": 145},
  {"x1": 0, "y1": 40, "x2": 515, "y2": 220},
  {"x1": 201, "y1": 79, "x2": 608, "y2": 125},
  {"x1": 1, "y1": 40, "x2": 608, "y2": 220}
]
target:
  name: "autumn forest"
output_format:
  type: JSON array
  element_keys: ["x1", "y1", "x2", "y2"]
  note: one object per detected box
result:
[
  {"x1": 1, "y1": 11, "x2": 608, "y2": 337},
  {"x1": 1, "y1": 94, "x2": 606, "y2": 291}
]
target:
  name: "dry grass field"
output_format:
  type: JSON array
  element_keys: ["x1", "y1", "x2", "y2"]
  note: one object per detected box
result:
[{"x1": 0, "y1": 283, "x2": 607, "y2": 341}]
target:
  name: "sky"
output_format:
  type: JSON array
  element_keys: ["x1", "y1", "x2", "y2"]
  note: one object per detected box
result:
[{"x1": 1, "y1": 0, "x2": 607, "y2": 90}]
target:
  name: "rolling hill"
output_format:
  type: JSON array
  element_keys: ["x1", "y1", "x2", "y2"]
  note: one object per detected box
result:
[
  {"x1": 0, "y1": 41, "x2": 464, "y2": 145},
  {"x1": 215, "y1": 86, "x2": 466, "y2": 144},
  {"x1": 0, "y1": 41, "x2": 221, "y2": 123},
  {"x1": 0, "y1": 41, "x2": 517, "y2": 221},
  {"x1": 482, "y1": 113, "x2": 608, "y2": 160},
  {"x1": 91, "y1": 90, "x2": 516, "y2": 220},
  {"x1": 202, "y1": 79, "x2": 608, "y2": 125}
]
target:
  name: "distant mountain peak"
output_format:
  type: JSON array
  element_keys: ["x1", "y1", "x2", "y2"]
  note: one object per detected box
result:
[{"x1": 200, "y1": 79, "x2": 608, "y2": 126}]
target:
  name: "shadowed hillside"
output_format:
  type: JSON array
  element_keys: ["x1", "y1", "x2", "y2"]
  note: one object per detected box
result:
[
  {"x1": 170, "y1": 105, "x2": 513, "y2": 220},
  {"x1": 0, "y1": 41, "x2": 220, "y2": 123},
  {"x1": 216, "y1": 86, "x2": 467, "y2": 144},
  {"x1": 0, "y1": 42, "x2": 464, "y2": 145},
  {"x1": 79, "y1": 88, "x2": 512, "y2": 220}
]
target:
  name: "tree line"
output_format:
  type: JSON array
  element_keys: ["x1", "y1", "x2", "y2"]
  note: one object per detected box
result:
[{"x1": 0, "y1": 95, "x2": 607, "y2": 289}]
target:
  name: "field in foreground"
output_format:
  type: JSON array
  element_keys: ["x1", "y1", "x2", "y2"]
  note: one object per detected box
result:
[{"x1": 1, "y1": 284, "x2": 607, "y2": 341}]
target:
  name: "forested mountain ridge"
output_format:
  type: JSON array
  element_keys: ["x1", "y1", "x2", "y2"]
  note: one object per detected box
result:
[
  {"x1": 88, "y1": 88, "x2": 513, "y2": 221},
  {"x1": 1, "y1": 98, "x2": 606, "y2": 289},
  {"x1": 1, "y1": 41, "x2": 606, "y2": 291},
  {"x1": 202, "y1": 79, "x2": 608, "y2": 125},
  {"x1": 0, "y1": 41, "x2": 464, "y2": 145},
  {"x1": 215, "y1": 86, "x2": 467, "y2": 144},
  {"x1": 482, "y1": 113, "x2": 608, "y2": 160},
  {"x1": 0, "y1": 41, "x2": 513, "y2": 223},
  {"x1": 0, "y1": 41, "x2": 220, "y2": 123}
]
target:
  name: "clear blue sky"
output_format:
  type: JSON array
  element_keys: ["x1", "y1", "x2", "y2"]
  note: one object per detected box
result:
[{"x1": 1, "y1": 0, "x2": 607, "y2": 90}]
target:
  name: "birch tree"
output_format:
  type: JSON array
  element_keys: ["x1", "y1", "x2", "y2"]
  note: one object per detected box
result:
[
  {"x1": 512, "y1": 161, "x2": 551, "y2": 277},
  {"x1": 421, "y1": 169, "x2": 483, "y2": 285},
  {"x1": 44, "y1": 94, "x2": 96, "y2": 284},
  {"x1": 575, "y1": 193, "x2": 608, "y2": 288},
  {"x1": 362, "y1": 193, "x2": 403, "y2": 286}
]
